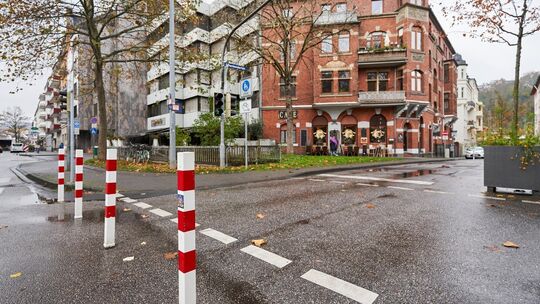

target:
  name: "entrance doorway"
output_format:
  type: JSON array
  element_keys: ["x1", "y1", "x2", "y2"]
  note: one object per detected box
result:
[{"x1": 403, "y1": 123, "x2": 412, "y2": 152}]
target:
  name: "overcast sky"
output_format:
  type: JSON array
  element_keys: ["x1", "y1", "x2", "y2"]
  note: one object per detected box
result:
[{"x1": 1, "y1": 4, "x2": 539, "y2": 117}]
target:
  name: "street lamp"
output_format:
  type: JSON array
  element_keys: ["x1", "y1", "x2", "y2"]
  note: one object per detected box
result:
[
  {"x1": 168, "y1": 0, "x2": 177, "y2": 169},
  {"x1": 219, "y1": 0, "x2": 273, "y2": 168}
]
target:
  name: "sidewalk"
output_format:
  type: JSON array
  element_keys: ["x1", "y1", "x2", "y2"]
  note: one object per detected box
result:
[{"x1": 17, "y1": 154, "x2": 456, "y2": 199}]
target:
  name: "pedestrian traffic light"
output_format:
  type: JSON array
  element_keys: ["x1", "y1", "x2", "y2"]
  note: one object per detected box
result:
[
  {"x1": 214, "y1": 92, "x2": 224, "y2": 117},
  {"x1": 59, "y1": 90, "x2": 68, "y2": 110}
]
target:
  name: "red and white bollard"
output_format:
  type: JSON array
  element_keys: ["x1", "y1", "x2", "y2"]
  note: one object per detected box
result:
[
  {"x1": 74, "y1": 149, "x2": 84, "y2": 219},
  {"x1": 177, "y1": 152, "x2": 196, "y2": 304},
  {"x1": 104, "y1": 149, "x2": 117, "y2": 248},
  {"x1": 58, "y1": 149, "x2": 65, "y2": 221}
]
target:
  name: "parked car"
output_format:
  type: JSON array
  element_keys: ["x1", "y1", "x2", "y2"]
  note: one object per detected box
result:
[
  {"x1": 10, "y1": 142, "x2": 24, "y2": 153},
  {"x1": 0, "y1": 146, "x2": 3, "y2": 153},
  {"x1": 465, "y1": 147, "x2": 484, "y2": 159}
]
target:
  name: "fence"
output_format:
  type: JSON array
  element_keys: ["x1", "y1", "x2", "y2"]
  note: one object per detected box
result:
[{"x1": 116, "y1": 145, "x2": 281, "y2": 166}]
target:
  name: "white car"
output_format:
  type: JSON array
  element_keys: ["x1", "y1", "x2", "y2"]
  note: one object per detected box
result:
[
  {"x1": 10, "y1": 143, "x2": 24, "y2": 153},
  {"x1": 465, "y1": 147, "x2": 484, "y2": 159}
]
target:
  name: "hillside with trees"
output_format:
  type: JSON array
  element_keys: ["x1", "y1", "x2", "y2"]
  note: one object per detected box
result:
[{"x1": 479, "y1": 71, "x2": 539, "y2": 131}]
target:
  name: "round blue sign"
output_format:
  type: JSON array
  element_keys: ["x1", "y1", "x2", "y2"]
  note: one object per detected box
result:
[{"x1": 242, "y1": 80, "x2": 250, "y2": 92}]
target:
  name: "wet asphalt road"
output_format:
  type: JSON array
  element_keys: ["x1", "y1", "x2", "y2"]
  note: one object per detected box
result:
[{"x1": 2, "y1": 152, "x2": 540, "y2": 303}]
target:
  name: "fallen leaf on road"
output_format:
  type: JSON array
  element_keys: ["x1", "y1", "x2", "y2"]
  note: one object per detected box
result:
[
  {"x1": 140, "y1": 242, "x2": 147, "y2": 246},
  {"x1": 10, "y1": 272, "x2": 22, "y2": 279},
  {"x1": 256, "y1": 213, "x2": 265, "y2": 219},
  {"x1": 483, "y1": 245, "x2": 502, "y2": 253},
  {"x1": 365, "y1": 203, "x2": 376, "y2": 209},
  {"x1": 141, "y1": 214, "x2": 149, "y2": 219},
  {"x1": 251, "y1": 239, "x2": 267, "y2": 247},
  {"x1": 123, "y1": 257, "x2": 135, "y2": 262},
  {"x1": 164, "y1": 252, "x2": 178, "y2": 260},
  {"x1": 0, "y1": 225, "x2": 8, "y2": 230},
  {"x1": 496, "y1": 194, "x2": 505, "y2": 198},
  {"x1": 123, "y1": 208, "x2": 131, "y2": 212},
  {"x1": 503, "y1": 241, "x2": 520, "y2": 249}
]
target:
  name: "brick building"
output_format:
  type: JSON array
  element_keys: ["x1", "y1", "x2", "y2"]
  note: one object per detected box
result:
[{"x1": 261, "y1": 0, "x2": 458, "y2": 156}]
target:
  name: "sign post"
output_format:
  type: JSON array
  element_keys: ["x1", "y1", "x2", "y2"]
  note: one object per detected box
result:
[{"x1": 240, "y1": 78, "x2": 253, "y2": 169}]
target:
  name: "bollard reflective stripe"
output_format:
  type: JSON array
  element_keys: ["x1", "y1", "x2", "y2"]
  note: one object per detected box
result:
[
  {"x1": 177, "y1": 152, "x2": 196, "y2": 304},
  {"x1": 103, "y1": 149, "x2": 117, "y2": 248},
  {"x1": 58, "y1": 149, "x2": 65, "y2": 203},
  {"x1": 74, "y1": 149, "x2": 84, "y2": 219}
]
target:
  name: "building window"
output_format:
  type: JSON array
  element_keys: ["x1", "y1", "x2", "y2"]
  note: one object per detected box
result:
[
  {"x1": 397, "y1": 70, "x2": 404, "y2": 91},
  {"x1": 338, "y1": 31, "x2": 350, "y2": 52},
  {"x1": 321, "y1": 71, "x2": 333, "y2": 93},
  {"x1": 338, "y1": 71, "x2": 351, "y2": 93},
  {"x1": 279, "y1": 77, "x2": 296, "y2": 98},
  {"x1": 433, "y1": 69, "x2": 438, "y2": 92},
  {"x1": 281, "y1": 40, "x2": 296, "y2": 61},
  {"x1": 397, "y1": 28, "x2": 404, "y2": 46},
  {"x1": 370, "y1": 114, "x2": 387, "y2": 143},
  {"x1": 367, "y1": 31, "x2": 386, "y2": 49},
  {"x1": 280, "y1": 126, "x2": 297, "y2": 144},
  {"x1": 411, "y1": 0, "x2": 423, "y2": 5},
  {"x1": 372, "y1": 0, "x2": 383, "y2": 14},
  {"x1": 411, "y1": 27, "x2": 422, "y2": 51},
  {"x1": 322, "y1": 34, "x2": 333, "y2": 53},
  {"x1": 282, "y1": 8, "x2": 292, "y2": 18},
  {"x1": 321, "y1": 4, "x2": 331, "y2": 12},
  {"x1": 444, "y1": 93, "x2": 450, "y2": 110},
  {"x1": 444, "y1": 64, "x2": 450, "y2": 83},
  {"x1": 336, "y1": 3, "x2": 347, "y2": 12},
  {"x1": 411, "y1": 70, "x2": 423, "y2": 92},
  {"x1": 461, "y1": 87, "x2": 464, "y2": 98},
  {"x1": 367, "y1": 72, "x2": 388, "y2": 92}
]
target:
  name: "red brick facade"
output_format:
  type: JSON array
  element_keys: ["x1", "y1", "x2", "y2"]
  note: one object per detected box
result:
[{"x1": 261, "y1": 0, "x2": 459, "y2": 156}]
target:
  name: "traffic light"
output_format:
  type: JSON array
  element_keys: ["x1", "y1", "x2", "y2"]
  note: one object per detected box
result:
[
  {"x1": 214, "y1": 92, "x2": 224, "y2": 117},
  {"x1": 59, "y1": 89, "x2": 68, "y2": 110}
]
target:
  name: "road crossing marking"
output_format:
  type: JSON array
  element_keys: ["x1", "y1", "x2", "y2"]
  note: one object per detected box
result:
[
  {"x1": 240, "y1": 245, "x2": 292, "y2": 268},
  {"x1": 149, "y1": 208, "x2": 173, "y2": 217},
  {"x1": 523, "y1": 200, "x2": 540, "y2": 205},
  {"x1": 133, "y1": 202, "x2": 153, "y2": 209},
  {"x1": 301, "y1": 269, "x2": 379, "y2": 304},
  {"x1": 356, "y1": 183, "x2": 379, "y2": 187},
  {"x1": 309, "y1": 179, "x2": 326, "y2": 182},
  {"x1": 424, "y1": 190, "x2": 451, "y2": 194},
  {"x1": 289, "y1": 177, "x2": 305, "y2": 180},
  {"x1": 319, "y1": 174, "x2": 434, "y2": 186},
  {"x1": 468, "y1": 194, "x2": 506, "y2": 201},
  {"x1": 120, "y1": 197, "x2": 137, "y2": 203},
  {"x1": 116, "y1": 193, "x2": 125, "y2": 198},
  {"x1": 199, "y1": 228, "x2": 237, "y2": 244},
  {"x1": 387, "y1": 186, "x2": 414, "y2": 191}
]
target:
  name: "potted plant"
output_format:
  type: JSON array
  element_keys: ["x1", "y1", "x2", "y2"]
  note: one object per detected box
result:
[{"x1": 483, "y1": 126, "x2": 540, "y2": 193}]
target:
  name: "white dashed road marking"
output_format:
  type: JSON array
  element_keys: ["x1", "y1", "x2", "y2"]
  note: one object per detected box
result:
[
  {"x1": 356, "y1": 183, "x2": 379, "y2": 187},
  {"x1": 120, "y1": 198, "x2": 137, "y2": 203},
  {"x1": 523, "y1": 200, "x2": 540, "y2": 205},
  {"x1": 309, "y1": 179, "x2": 326, "y2": 182},
  {"x1": 387, "y1": 186, "x2": 414, "y2": 191},
  {"x1": 133, "y1": 202, "x2": 153, "y2": 209},
  {"x1": 149, "y1": 208, "x2": 173, "y2": 217},
  {"x1": 468, "y1": 194, "x2": 506, "y2": 201},
  {"x1": 116, "y1": 193, "x2": 124, "y2": 198},
  {"x1": 424, "y1": 190, "x2": 451, "y2": 194},
  {"x1": 319, "y1": 174, "x2": 434, "y2": 186},
  {"x1": 301, "y1": 269, "x2": 379, "y2": 304},
  {"x1": 240, "y1": 245, "x2": 292, "y2": 268},
  {"x1": 199, "y1": 228, "x2": 237, "y2": 244}
]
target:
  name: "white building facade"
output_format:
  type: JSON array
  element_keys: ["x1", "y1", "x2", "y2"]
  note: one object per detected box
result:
[
  {"x1": 145, "y1": 0, "x2": 262, "y2": 136},
  {"x1": 453, "y1": 54, "x2": 483, "y2": 154}
]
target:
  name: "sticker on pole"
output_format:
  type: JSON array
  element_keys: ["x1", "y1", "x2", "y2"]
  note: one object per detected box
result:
[
  {"x1": 240, "y1": 78, "x2": 252, "y2": 99},
  {"x1": 240, "y1": 99, "x2": 252, "y2": 114},
  {"x1": 177, "y1": 194, "x2": 185, "y2": 209}
]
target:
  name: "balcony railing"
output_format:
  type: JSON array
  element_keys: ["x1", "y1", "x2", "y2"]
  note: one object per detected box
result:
[
  {"x1": 314, "y1": 11, "x2": 358, "y2": 26},
  {"x1": 358, "y1": 91, "x2": 406, "y2": 105},
  {"x1": 358, "y1": 48, "x2": 407, "y2": 67}
]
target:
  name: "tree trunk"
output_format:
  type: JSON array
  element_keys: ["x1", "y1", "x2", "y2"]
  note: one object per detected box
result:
[
  {"x1": 285, "y1": 82, "x2": 294, "y2": 154},
  {"x1": 512, "y1": 2, "x2": 526, "y2": 136},
  {"x1": 94, "y1": 57, "x2": 108, "y2": 160}
]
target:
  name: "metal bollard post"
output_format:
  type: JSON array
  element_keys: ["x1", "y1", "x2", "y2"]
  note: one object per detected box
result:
[
  {"x1": 74, "y1": 149, "x2": 84, "y2": 219},
  {"x1": 58, "y1": 149, "x2": 65, "y2": 221},
  {"x1": 104, "y1": 149, "x2": 117, "y2": 248},
  {"x1": 177, "y1": 152, "x2": 196, "y2": 304}
]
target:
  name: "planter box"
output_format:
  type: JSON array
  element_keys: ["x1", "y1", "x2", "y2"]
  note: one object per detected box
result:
[{"x1": 484, "y1": 146, "x2": 540, "y2": 192}]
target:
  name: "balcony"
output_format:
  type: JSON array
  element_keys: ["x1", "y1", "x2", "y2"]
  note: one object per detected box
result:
[
  {"x1": 358, "y1": 48, "x2": 407, "y2": 67},
  {"x1": 314, "y1": 11, "x2": 358, "y2": 26},
  {"x1": 38, "y1": 100, "x2": 47, "y2": 108},
  {"x1": 358, "y1": 91, "x2": 406, "y2": 106}
]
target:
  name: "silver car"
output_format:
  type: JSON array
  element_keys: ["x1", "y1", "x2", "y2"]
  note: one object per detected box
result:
[{"x1": 465, "y1": 147, "x2": 484, "y2": 159}]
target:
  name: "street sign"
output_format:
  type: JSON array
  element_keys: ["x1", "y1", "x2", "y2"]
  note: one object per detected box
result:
[
  {"x1": 240, "y1": 99, "x2": 252, "y2": 114},
  {"x1": 225, "y1": 62, "x2": 248, "y2": 71},
  {"x1": 90, "y1": 117, "x2": 98, "y2": 124},
  {"x1": 240, "y1": 78, "x2": 252, "y2": 99},
  {"x1": 91, "y1": 128, "x2": 98, "y2": 135},
  {"x1": 73, "y1": 119, "x2": 80, "y2": 135}
]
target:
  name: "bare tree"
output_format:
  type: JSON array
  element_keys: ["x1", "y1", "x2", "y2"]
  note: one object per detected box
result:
[
  {"x1": 441, "y1": 0, "x2": 540, "y2": 135},
  {"x1": 0, "y1": 107, "x2": 31, "y2": 142},
  {"x1": 0, "y1": 0, "x2": 189, "y2": 159},
  {"x1": 239, "y1": 0, "x2": 350, "y2": 153}
]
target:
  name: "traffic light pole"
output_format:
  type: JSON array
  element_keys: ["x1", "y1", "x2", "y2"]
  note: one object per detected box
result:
[
  {"x1": 69, "y1": 43, "x2": 75, "y2": 183},
  {"x1": 219, "y1": 0, "x2": 271, "y2": 168}
]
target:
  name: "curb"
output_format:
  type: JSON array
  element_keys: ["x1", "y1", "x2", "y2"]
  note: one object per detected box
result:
[{"x1": 15, "y1": 164, "x2": 103, "y2": 193}]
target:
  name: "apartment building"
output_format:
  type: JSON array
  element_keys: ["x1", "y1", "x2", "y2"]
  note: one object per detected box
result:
[
  {"x1": 261, "y1": 0, "x2": 459, "y2": 156},
  {"x1": 453, "y1": 54, "x2": 483, "y2": 154},
  {"x1": 145, "y1": 0, "x2": 262, "y2": 141}
]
